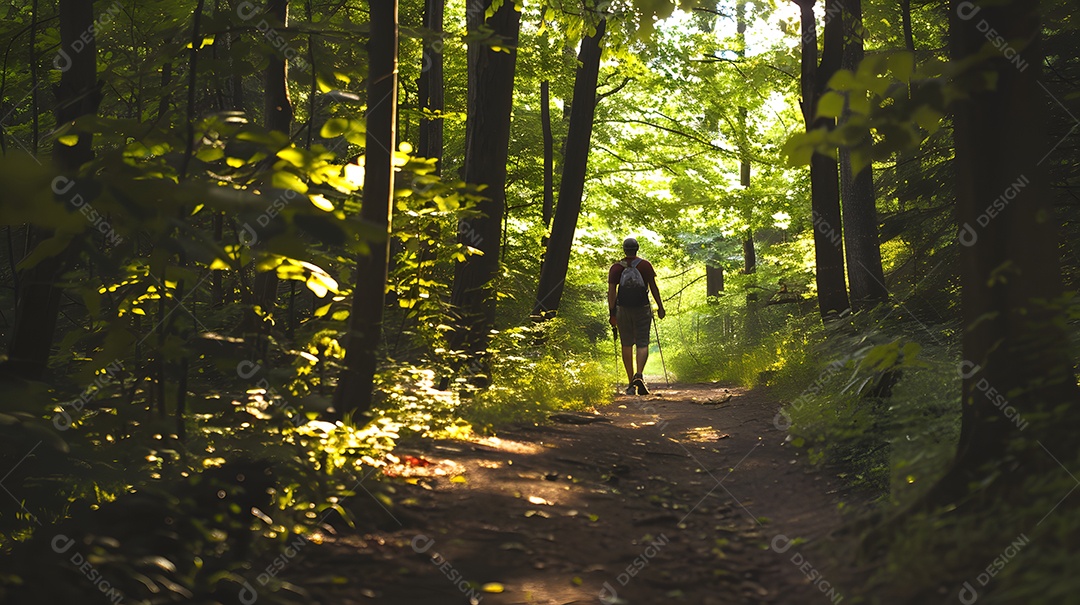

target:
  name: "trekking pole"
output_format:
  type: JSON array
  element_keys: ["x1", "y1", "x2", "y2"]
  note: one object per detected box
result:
[
  {"x1": 612, "y1": 325, "x2": 620, "y2": 381},
  {"x1": 653, "y1": 320, "x2": 671, "y2": 387}
]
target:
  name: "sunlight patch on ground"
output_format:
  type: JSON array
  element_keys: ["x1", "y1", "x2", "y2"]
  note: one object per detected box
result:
[
  {"x1": 470, "y1": 435, "x2": 545, "y2": 455},
  {"x1": 682, "y1": 426, "x2": 731, "y2": 442}
]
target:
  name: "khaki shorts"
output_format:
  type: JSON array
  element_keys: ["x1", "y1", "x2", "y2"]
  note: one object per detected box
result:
[{"x1": 616, "y1": 305, "x2": 652, "y2": 348}]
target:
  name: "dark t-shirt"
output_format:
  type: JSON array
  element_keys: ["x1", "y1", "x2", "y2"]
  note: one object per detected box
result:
[{"x1": 609, "y1": 257, "x2": 656, "y2": 307}]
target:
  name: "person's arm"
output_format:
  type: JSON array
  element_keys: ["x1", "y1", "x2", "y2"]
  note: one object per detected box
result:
[
  {"x1": 607, "y1": 282, "x2": 618, "y2": 326},
  {"x1": 649, "y1": 275, "x2": 665, "y2": 319}
]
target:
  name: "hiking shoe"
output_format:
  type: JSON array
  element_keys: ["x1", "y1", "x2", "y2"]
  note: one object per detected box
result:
[
  {"x1": 633, "y1": 374, "x2": 650, "y2": 396},
  {"x1": 625, "y1": 384, "x2": 637, "y2": 395}
]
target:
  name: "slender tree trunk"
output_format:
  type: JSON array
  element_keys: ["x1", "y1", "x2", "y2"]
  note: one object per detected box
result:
[
  {"x1": 449, "y1": 0, "x2": 521, "y2": 353},
  {"x1": 540, "y1": 80, "x2": 554, "y2": 234},
  {"x1": 29, "y1": 0, "x2": 39, "y2": 154},
  {"x1": 250, "y1": 0, "x2": 293, "y2": 337},
  {"x1": 900, "y1": 0, "x2": 916, "y2": 53},
  {"x1": 418, "y1": 0, "x2": 444, "y2": 172},
  {"x1": 333, "y1": 0, "x2": 398, "y2": 416},
  {"x1": 838, "y1": 0, "x2": 887, "y2": 310},
  {"x1": 532, "y1": 20, "x2": 606, "y2": 318},
  {"x1": 706, "y1": 265, "x2": 724, "y2": 297},
  {"x1": 736, "y1": 4, "x2": 756, "y2": 296},
  {"x1": 3, "y1": 0, "x2": 101, "y2": 381},
  {"x1": 925, "y1": 0, "x2": 1079, "y2": 504},
  {"x1": 798, "y1": 0, "x2": 850, "y2": 319},
  {"x1": 896, "y1": 0, "x2": 920, "y2": 215},
  {"x1": 742, "y1": 230, "x2": 756, "y2": 274}
]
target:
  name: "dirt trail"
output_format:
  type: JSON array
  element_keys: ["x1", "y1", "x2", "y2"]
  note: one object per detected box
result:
[{"x1": 294, "y1": 384, "x2": 855, "y2": 605}]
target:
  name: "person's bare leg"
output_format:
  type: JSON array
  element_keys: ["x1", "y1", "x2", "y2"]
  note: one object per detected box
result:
[
  {"x1": 635, "y1": 346, "x2": 649, "y2": 376},
  {"x1": 622, "y1": 345, "x2": 634, "y2": 384}
]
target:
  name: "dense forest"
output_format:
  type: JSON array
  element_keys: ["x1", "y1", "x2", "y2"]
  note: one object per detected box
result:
[{"x1": 0, "y1": 0, "x2": 1077, "y2": 602}]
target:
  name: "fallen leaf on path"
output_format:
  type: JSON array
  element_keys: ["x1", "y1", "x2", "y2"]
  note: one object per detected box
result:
[
  {"x1": 481, "y1": 582, "x2": 505, "y2": 593},
  {"x1": 527, "y1": 495, "x2": 551, "y2": 505},
  {"x1": 524, "y1": 509, "x2": 551, "y2": 518},
  {"x1": 402, "y1": 455, "x2": 432, "y2": 467}
]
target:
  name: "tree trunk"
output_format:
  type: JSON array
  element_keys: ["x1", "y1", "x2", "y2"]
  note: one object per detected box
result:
[
  {"x1": 449, "y1": 0, "x2": 521, "y2": 353},
  {"x1": 540, "y1": 80, "x2": 554, "y2": 233},
  {"x1": 838, "y1": 0, "x2": 888, "y2": 311},
  {"x1": 333, "y1": 0, "x2": 398, "y2": 417},
  {"x1": 250, "y1": 0, "x2": 293, "y2": 332},
  {"x1": 418, "y1": 0, "x2": 444, "y2": 172},
  {"x1": 900, "y1": 0, "x2": 915, "y2": 53},
  {"x1": 798, "y1": 0, "x2": 850, "y2": 319},
  {"x1": 742, "y1": 230, "x2": 756, "y2": 275},
  {"x1": 926, "y1": 0, "x2": 1079, "y2": 503},
  {"x1": 532, "y1": 20, "x2": 606, "y2": 318},
  {"x1": 706, "y1": 265, "x2": 724, "y2": 298},
  {"x1": 3, "y1": 0, "x2": 101, "y2": 381}
]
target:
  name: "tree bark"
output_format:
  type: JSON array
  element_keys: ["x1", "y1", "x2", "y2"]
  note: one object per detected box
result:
[
  {"x1": 532, "y1": 20, "x2": 606, "y2": 318},
  {"x1": 540, "y1": 80, "x2": 554, "y2": 233},
  {"x1": 333, "y1": 0, "x2": 398, "y2": 416},
  {"x1": 449, "y1": 0, "x2": 521, "y2": 353},
  {"x1": 3, "y1": 0, "x2": 101, "y2": 381},
  {"x1": 838, "y1": 0, "x2": 888, "y2": 310},
  {"x1": 742, "y1": 230, "x2": 756, "y2": 274},
  {"x1": 706, "y1": 264, "x2": 724, "y2": 298},
  {"x1": 418, "y1": 0, "x2": 444, "y2": 173},
  {"x1": 250, "y1": 0, "x2": 293, "y2": 338},
  {"x1": 927, "y1": 0, "x2": 1079, "y2": 502},
  {"x1": 798, "y1": 0, "x2": 850, "y2": 319},
  {"x1": 900, "y1": 0, "x2": 916, "y2": 53}
]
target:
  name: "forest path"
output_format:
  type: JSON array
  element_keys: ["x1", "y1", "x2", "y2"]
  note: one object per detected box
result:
[{"x1": 295, "y1": 384, "x2": 853, "y2": 605}]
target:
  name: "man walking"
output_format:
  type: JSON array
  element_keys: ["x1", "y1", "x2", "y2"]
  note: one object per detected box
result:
[{"x1": 608, "y1": 237, "x2": 665, "y2": 395}]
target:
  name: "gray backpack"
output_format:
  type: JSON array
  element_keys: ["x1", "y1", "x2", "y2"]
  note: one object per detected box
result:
[{"x1": 617, "y1": 258, "x2": 649, "y2": 307}]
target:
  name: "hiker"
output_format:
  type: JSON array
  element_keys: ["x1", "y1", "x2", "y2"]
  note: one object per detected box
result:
[{"x1": 608, "y1": 237, "x2": 665, "y2": 395}]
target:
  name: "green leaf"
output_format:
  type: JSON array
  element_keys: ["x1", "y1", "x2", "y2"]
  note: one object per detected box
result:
[
  {"x1": 887, "y1": 52, "x2": 915, "y2": 83},
  {"x1": 276, "y1": 147, "x2": 307, "y2": 168},
  {"x1": 57, "y1": 134, "x2": 80, "y2": 146},
  {"x1": 816, "y1": 92, "x2": 845, "y2": 119},
  {"x1": 913, "y1": 105, "x2": 944, "y2": 134},
  {"x1": 272, "y1": 171, "x2": 309, "y2": 193},
  {"x1": 828, "y1": 69, "x2": 857, "y2": 92},
  {"x1": 849, "y1": 93, "x2": 871, "y2": 116},
  {"x1": 320, "y1": 118, "x2": 351, "y2": 138}
]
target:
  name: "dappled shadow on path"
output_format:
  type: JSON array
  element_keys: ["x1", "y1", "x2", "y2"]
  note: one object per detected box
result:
[{"x1": 293, "y1": 385, "x2": 854, "y2": 605}]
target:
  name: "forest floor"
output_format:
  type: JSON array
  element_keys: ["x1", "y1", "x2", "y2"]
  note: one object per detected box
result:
[{"x1": 289, "y1": 384, "x2": 866, "y2": 605}]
